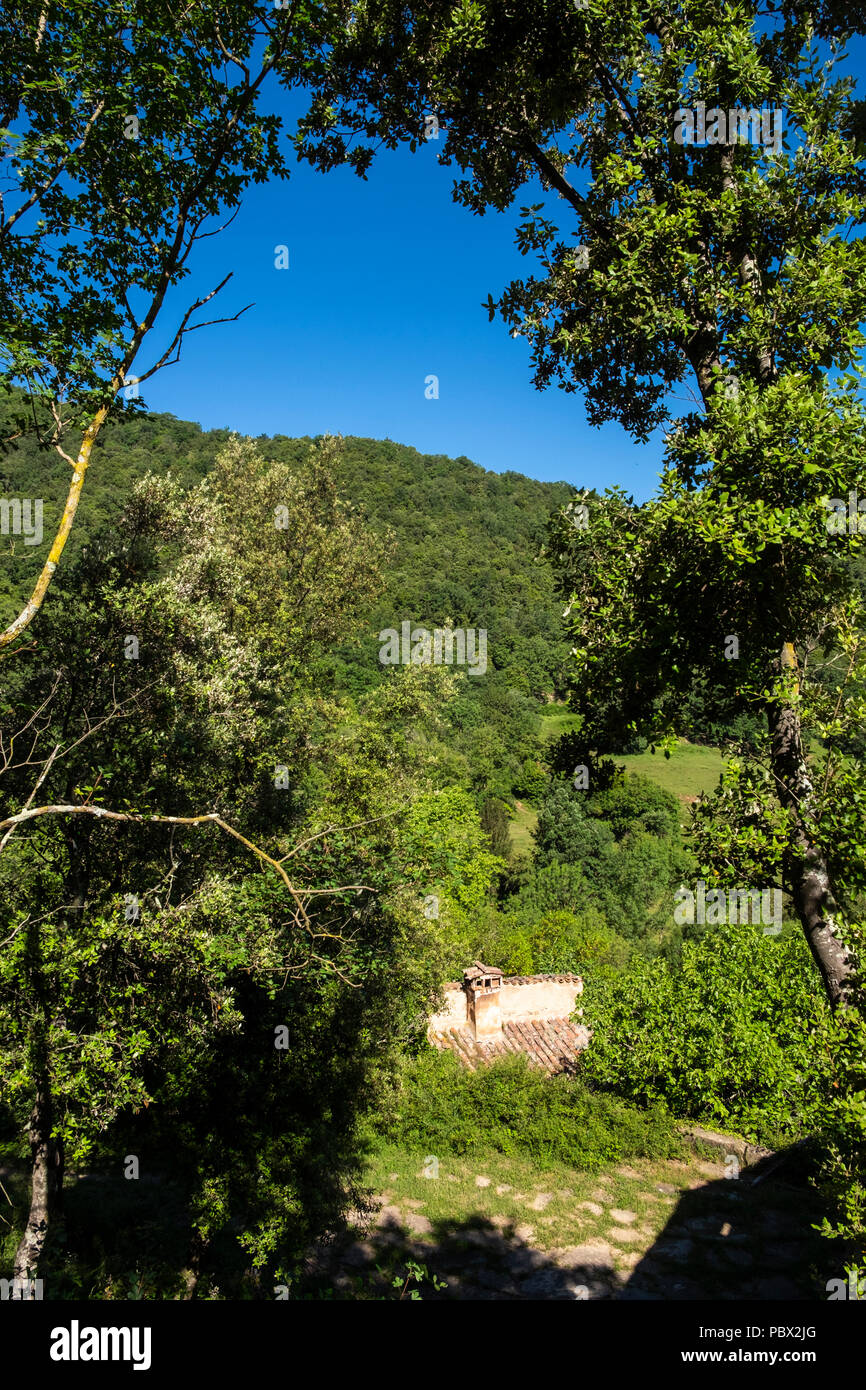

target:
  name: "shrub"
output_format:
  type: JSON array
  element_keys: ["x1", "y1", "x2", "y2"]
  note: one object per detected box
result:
[
  {"x1": 586, "y1": 772, "x2": 681, "y2": 841},
  {"x1": 580, "y1": 922, "x2": 833, "y2": 1147},
  {"x1": 381, "y1": 1049, "x2": 683, "y2": 1173},
  {"x1": 481, "y1": 907, "x2": 631, "y2": 977}
]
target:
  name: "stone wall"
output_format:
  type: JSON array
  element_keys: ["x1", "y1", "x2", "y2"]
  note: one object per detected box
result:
[
  {"x1": 500, "y1": 976, "x2": 583, "y2": 1022},
  {"x1": 429, "y1": 982, "x2": 468, "y2": 1031}
]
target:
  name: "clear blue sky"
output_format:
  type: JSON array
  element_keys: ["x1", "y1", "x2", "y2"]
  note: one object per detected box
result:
[
  {"x1": 136, "y1": 114, "x2": 667, "y2": 501},
  {"x1": 137, "y1": 38, "x2": 864, "y2": 506}
]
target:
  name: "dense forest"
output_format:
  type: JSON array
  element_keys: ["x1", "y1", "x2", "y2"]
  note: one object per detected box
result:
[
  {"x1": 0, "y1": 394, "x2": 854, "y2": 1302},
  {"x1": 1, "y1": 0, "x2": 865, "y2": 1336}
]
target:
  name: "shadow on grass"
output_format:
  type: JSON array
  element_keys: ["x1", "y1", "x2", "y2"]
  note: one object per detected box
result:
[
  {"x1": 621, "y1": 1147, "x2": 836, "y2": 1302},
  {"x1": 0, "y1": 1163, "x2": 193, "y2": 1300},
  {"x1": 312, "y1": 1207, "x2": 622, "y2": 1300},
  {"x1": 312, "y1": 1145, "x2": 839, "y2": 1302},
  {"x1": 1, "y1": 1142, "x2": 840, "y2": 1302}
]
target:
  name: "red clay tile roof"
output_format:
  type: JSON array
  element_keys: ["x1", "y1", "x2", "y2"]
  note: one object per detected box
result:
[
  {"x1": 441, "y1": 973, "x2": 583, "y2": 990},
  {"x1": 429, "y1": 1019, "x2": 590, "y2": 1076},
  {"x1": 501, "y1": 973, "x2": 583, "y2": 986}
]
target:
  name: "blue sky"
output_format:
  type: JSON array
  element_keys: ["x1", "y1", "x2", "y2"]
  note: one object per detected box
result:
[
  {"x1": 135, "y1": 117, "x2": 666, "y2": 502},
  {"x1": 136, "y1": 36, "x2": 864, "y2": 506}
]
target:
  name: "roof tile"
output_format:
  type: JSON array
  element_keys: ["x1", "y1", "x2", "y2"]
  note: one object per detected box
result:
[{"x1": 429, "y1": 1017, "x2": 590, "y2": 1076}]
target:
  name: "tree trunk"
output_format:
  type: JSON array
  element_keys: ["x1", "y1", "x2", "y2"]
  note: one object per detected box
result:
[
  {"x1": 768, "y1": 672, "x2": 854, "y2": 1010},
  {"x1": 0, "y1": 402, "x2": 109, "y2": 649},
  {"x1": 13, "y1": 1089, "x2": 63, "y2": 1283}
]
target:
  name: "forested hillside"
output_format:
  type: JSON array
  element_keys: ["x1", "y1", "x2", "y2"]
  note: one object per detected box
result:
[
  {"x1": 1, "y1": 390, "x2": 576, "y2": 803},
  {"x1": 1, "y1": 392, "x2": 573, "y2": 683}
]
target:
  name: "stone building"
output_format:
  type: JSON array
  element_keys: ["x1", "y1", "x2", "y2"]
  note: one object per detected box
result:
[{"x1": 427, "y1": 962, "x2": 590, "y2": 1075}]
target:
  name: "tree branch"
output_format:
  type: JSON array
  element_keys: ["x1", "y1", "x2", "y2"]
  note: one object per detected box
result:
[
  {"x1": 0, "y1": 99, "x2": 106, "y2": 239},
  {"x1": 0, "y1": 27, "x2": 292, "y2": 649},
  {"x1": 0, "y1": 802, "x2": 348, "y2": 940},
  {"x1": 132, "y1": 275, "x2": 254, "y2": 384},
  {"x1": 518, "y1": 136, "x2": 590, "y2": 219}
]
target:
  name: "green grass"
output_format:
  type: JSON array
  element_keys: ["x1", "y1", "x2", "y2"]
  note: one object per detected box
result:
[
  {"x1": 531, "y1": 726, "x2": 726, "y2": 831},
  {"x1": 339, "y1": 1137, "x2": 830, "y2": 1301},
  {"x1": 363, "y1": 1140, "x2": 684, "y2": 1256},
  {"x1": 539, "y1": 707, "x2": 582, "y2": 742},
  {"x1": 509, "y1": 800, "x2": 538, "y2": 855},
  {"x1": 615, "y1": 741, "x2": 726, "y2": 804},
  {"x1": 538, "y1": 711, "x2": 725, "y2": 806},
  {"x1": 518, "y1": 726, "x2": 725, "y2": 846}
]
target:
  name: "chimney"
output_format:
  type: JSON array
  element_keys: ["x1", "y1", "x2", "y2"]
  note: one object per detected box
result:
[{"x1": 463, "y1": 962, "x2": 503, "y2": 1041}]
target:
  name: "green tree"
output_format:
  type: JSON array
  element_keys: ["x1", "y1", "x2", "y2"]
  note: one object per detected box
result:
[
  {"x1": 302, "y1": 0, "x2": 866, "y2": 1006},
  {"x1": 302, "y1": 0, "x2": 866, "y2": 1255},
  {"x1": 481, "y1": 796, "x2": 512, "y2": 859},
  {"x1": 0, "y1": 0, "x2": 348, "y2": 646},
  {"x1": 483, "y1": 905, "x2": 630, "y2": 977},
  {"x1": 532, "y1": 776, "x2": 687, "y2": 938},
  {"x1": 0, "y1": 437, "x2": 404, "y2": 1281},
  {"x1": 581, "y1": 923, "x2": 833, "y2": 1148}
]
